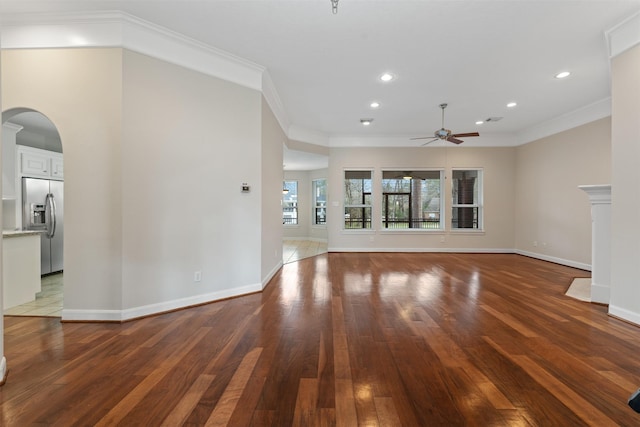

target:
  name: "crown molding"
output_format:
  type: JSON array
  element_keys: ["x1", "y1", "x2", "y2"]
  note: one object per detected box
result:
[
  {"x1": 288, "y1": 125, "x2": 330, "y2": 147},
  {"x1": 606, "y1": 10, "x2": 640, "y2": 58},
  {"x1": 0, "y1": 11, "x2": 265, "y2": 91},
  {"x1": 261, "y1": 70, "x2": 290, "y2": 136},
  {"x1": 2, "y1": 122, "x2": 24, "y2": 133},
  {"x1": 515, "y1": 97, "x2": 611, "y2": 145}
]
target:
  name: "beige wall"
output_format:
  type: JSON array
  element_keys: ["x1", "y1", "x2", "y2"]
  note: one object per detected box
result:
[
  {"x1": 327, "y1": 146, "x2": 516, "y2": 251},
  {"x1": 514, "y1": 117, "x2": 611, "y2": 268},
  {"x1": 121, "y1": 50, "x2": 263, "y2": 309},
  {"x1": 2, "y1": 48, "x2": 124, "y2": 312},
  {"x1": 282, "y1": 168, "x2": 328, "y2": 242},
  {"x1": 261, "y1": 96, "x2": 286, "y2": 282},
  {"x1": 3, "y1": 48, "x2": 271, "y2": 319},
  {"x1": 610, "y1": 43, "x2": 640, "y2": 323}
]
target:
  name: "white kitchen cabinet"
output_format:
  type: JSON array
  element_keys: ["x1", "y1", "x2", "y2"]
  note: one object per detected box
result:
[
  {"x1": 51, "y1": 155, "x2": 64, "y2": 179},
  {"x1": 2, "y1": 122, "x2": 23, "y2": 199},
  {"x1": 17, "y1": 146, "x2": 64, "y2": 181},
  {"x1": 2, "y1": 232, "x2": 42, "y2": 309}
]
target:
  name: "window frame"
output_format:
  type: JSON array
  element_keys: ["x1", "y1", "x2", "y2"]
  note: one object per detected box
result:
[
  {"x1": 380, "y1": 169, "x2": 445, "y2": 232},
  {"x1": 312, "y1": 178, "x2": 327, "y2": 227},
  {"x1": 451, "y1": 168, "x2": 483, "y2": 231},
  {"x1": 282, "y1": 180, "x2": 299, "y2": 226},
  {"x1": 343, "y1": 169, "x2": 373, "y2": 230}
]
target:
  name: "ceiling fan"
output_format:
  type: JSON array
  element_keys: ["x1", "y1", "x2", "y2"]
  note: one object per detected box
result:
[{"x1": 411, "y1": 103, "x2": 479, "y2": 145}]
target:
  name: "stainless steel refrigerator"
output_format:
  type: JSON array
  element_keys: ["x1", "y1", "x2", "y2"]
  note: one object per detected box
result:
[{"x1": 22, "y1": 177, "x2": 64, "y2": 275}]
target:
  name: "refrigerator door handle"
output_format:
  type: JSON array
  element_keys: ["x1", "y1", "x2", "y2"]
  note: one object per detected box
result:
[{"x1": 45, "y1": 193, "x2": 57, "y2": 238}]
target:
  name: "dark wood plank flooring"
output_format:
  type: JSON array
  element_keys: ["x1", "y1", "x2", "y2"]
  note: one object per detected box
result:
[{"x1": 1, "y1": 253, "x2": 640, "y2": 426}]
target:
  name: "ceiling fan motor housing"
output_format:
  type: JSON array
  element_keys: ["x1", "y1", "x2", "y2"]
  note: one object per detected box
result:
[{"x1": 435, "y1": 128, "x2": 451, "y2": 139}]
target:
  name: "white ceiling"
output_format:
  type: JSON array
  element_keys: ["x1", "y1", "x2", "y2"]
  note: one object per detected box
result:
[{"x1": 1, "y1": 0, "x2": 639, "y2": 169}]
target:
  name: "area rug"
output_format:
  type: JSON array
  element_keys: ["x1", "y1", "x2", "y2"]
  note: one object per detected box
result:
[{"x1": 565, "y1": 278, "x2": 591, "y2": 302}]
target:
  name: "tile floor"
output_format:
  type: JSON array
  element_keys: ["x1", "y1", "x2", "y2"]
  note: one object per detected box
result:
[
  {"x1": 3, "y1": 241, "x2": 325, "y2": 318},
  {"x1": 283, "y1": 239, "x2": 328, "y2": 264},
  {"x1": 4, "y1": 273, "x2": 63, "y2": 317}
]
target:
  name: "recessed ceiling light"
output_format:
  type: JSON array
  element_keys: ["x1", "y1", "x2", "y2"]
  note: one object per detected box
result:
[
  {"x1": 379, "y1": 73, "x2": 394, "y2": 82},
  {"x1": 555, "y1": 71, "x2": 571, "y2": 79},
  {"x1": 507, "y1": 102, "x2": 517, "y2": 108},
  {"x1": 475, "y1": 121, "x2": 484, "y2": 125},
  {"x1": 370, "y1": 102, "x2": 380, "y2": 108},
  {"x1": 361, "y1": 118, "x2": 373, "y2": 126}
]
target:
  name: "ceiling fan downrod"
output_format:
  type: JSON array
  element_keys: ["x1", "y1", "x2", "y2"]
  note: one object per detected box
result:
[
  {"x1": 331, "y1": 0, "x2": 339, "y2": 14},
  {"x1": 440, "y1": 103, "x2": 447, "y2": 128}
]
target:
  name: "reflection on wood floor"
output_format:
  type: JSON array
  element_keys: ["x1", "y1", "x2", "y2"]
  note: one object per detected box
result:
[
  {"x1": 283, "y1": 239, "x2": 327, "y2": 263},
  {"x1": 3, "y1": 252, "x2": 639, "y2": 425}
]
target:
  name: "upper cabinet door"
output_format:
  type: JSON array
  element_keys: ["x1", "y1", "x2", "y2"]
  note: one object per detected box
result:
[
  {"x1": 17, "y1": 146, "x2": 64, "y2": 181},
  {"x1": 51, "y1": 155, "x2": 64, "y2": 180},
  {"x1": 20, "y1": 150, "x2": 50, "y2": 179}
]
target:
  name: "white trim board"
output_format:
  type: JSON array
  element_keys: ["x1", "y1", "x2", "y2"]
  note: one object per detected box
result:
[{"x1": 61, "y1": 282, "x2": 262, "y2": 322}]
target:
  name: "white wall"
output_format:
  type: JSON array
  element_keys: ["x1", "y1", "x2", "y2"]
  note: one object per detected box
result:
[
  {"x1": 610, "y1": 43, "x2": 640, "y2": 324},
  {"x1": 327, "y1": 146, "x2": 516, "y2": 251},
  {"x1": 2, "y1": 48, "x2": 124, "y2": 314},
  {"x1": 514, "y1": 118, "x2": 611, "y2": 269}
]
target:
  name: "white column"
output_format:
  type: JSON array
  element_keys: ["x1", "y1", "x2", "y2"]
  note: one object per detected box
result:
[{"x1": 579, "y1": 185, "x2": 611, "y2": 304}]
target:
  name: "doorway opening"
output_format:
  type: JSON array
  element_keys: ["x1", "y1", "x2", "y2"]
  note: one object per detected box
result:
[{"x1": 2, "y1": 109, "x2": 64, "y2": 317}]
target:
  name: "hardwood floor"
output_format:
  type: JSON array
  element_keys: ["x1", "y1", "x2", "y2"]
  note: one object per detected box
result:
[{"x1": 2, "y1": 252, "x2": 639, "y2": 426}]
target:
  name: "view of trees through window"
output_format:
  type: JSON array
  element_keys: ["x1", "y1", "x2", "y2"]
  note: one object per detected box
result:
[
  {"x1": 344, "y1": 170, "x2": 372, "y2": 229},
  {"x1": 382, "y1": 170, "x2": 443, "y2": 229}
]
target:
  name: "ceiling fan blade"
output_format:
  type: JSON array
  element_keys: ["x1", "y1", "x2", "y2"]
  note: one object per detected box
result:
[
  {"x1": 410, "y1": 136, "x2": 433, "y2": 140},
  {"x1": 451, "y1": 132, "x2": 480, "y2": 138},
  {"x1": 421, "y1": 138, "x2": 439, "y2": 146},
  {"x1": 447, "y1": 136, "x2": 464, "y2": 144}
]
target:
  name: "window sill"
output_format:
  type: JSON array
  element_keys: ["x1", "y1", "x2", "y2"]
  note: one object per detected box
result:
[
  {"x1": 379, "y1": 229, "x2": 445, "y2": 234},
  {"x1": 450, "y1": 229, "x2": 485, "y2": 235}
]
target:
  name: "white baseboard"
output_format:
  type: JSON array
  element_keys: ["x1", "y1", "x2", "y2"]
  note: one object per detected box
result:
[
  {"x1": 262, "y1": 261, "x2": 283, "y2": 289},
  {"x1": 591, "y1": 282, "x2": 610, "y2": 304},
  {"x1": 326, "y1": 247, "x2": 591, "y2": 271},
  {"x1": 609, "y1": 305, "x2": 640, "y2": 327},
  {"x1": 328, "y1": 247, "x2": 514, "y2": 254},
  {"x1": 514, "y1": 249, "x2": 591, "y2": 271},
  {"x1": 61, "y1": 282, "x2": 263, "y2": 322}
]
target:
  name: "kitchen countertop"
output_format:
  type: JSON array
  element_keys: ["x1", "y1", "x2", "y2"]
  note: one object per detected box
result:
[{"x1": 2, "y1": 230, "x2": 43, "y2": 238}]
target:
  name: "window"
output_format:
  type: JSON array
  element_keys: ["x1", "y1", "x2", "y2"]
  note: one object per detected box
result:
[
  {"x1": 452, "y1": 169, "x2": 482, "y2": 229},
  {"x1": 381, "y1": 170, "x2": 443, "y2": 230},
  {"x1": 283, "y1": 180, "x2": 298, "y2": 225},
  {"x1": 344, "y1": 170, "x2": 372, "y2": 229},
  {"x1": 313, "y1": 179, "x2": 327, "y2": 225}
]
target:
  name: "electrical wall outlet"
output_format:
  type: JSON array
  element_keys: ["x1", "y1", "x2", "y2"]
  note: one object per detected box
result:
[{"x1": 194, "y1": 271, "x2": 202, "y2": 282}]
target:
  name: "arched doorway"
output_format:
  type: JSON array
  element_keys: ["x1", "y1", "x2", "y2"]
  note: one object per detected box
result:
[{"x1": 2, "y1": 108, "x2": 64, "y2": 317}]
